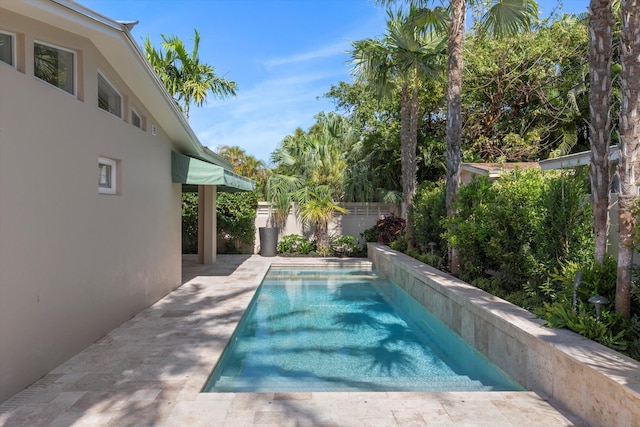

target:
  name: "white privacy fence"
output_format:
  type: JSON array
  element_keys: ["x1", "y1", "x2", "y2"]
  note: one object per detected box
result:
[{"x1": 252, "y1": 202, "x2": 398, "y2": 254}]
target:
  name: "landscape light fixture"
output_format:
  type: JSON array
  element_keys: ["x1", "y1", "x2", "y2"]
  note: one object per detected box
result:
[{"x1": 588, "y1": 295, "x2": 610, "y2": 323}]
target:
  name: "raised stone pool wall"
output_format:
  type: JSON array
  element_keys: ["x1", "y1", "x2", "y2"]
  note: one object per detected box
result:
[{"x1": 368, "y1": 243, "x2": 640, "y2": 427}]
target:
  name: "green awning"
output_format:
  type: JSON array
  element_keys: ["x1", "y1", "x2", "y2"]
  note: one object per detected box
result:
[{"x1": 171, "y1": 151, "x2": 255, "y2": 192}]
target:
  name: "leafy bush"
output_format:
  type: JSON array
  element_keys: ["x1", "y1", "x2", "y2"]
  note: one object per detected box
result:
[
  {"x1": 330, "y1": 235, "x2": 363, "y2": 257},
  {"x1": 406, "y1": 248, "x2": 443, "y2": 269},
  {"x1": 538, "y1": 301, "x2": 640, "y2": 356},
  {"x1": 389, "y1": 236, "x2": 408, "y2": 252},
  {"x1": 442, "y1": 175, "x2": 498, "y2": 280},
  {"x1": 529, "y1": 255, "x2": 640, "y2": 360},
  {"x1": 182, "y1": 191, "x2": 259, "y2": 254},
  {"x1": 217, "y1": 192, "x2": 258, "y2": 253},
  {"x1": 409, "y1": 181, "x2": 447, "y2": 252},
  {"x1": 278, "y1": 234, "x2": 365, "y2": 257},
  {"x1": 362, "y1": 214, "x2": 406, "y2": 245},
  {"x1": 535, "y1": 168, "x2": 593, "y2": 268},
  {"x1": 182, "y1": 192, "x2": 198, "y2": 254},
  {"x1": 361, "y1": 227, "x2": 379, "y2": 243},
  {"x1": 277, "y1": 234, "x2": 317, "y2": 255},
  {"x1": 443, "y1": 168, "x2": 593, "y2": 293}
]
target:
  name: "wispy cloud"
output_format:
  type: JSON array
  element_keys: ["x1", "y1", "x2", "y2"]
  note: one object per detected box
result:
[
  {"x1": 263, "y1": 41, "x2": 348, "y2": 68},
  {"x1": 188, "y1": 12, "x2": 390, "y2": 164},
  {"x1": 193, "y1": 71, "x2": 338, "y2": 163}
]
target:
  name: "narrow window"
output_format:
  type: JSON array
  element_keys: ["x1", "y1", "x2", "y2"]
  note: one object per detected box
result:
[
  {"x1": 131, "y1": 108, "x2": 141, "y2": 128},
  {"x1": 0, "y1": 31, "x2": 14, "y2": 66},
  {"x1": 34, "y1": 41, "x2": 75, "y2": 95},
  {"x1": 98, "y1": 157, "x2": 117, "y2": 194},
  {"x1": 98, "y1": 73, "x2": 122, "y2": 117}
]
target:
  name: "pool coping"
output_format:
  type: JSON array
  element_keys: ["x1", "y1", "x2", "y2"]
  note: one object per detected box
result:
[{"x1": 368, "y1": 243, "x2": 640, "y2": 427}]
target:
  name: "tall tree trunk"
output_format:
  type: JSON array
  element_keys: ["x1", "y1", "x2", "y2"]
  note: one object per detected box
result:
[
  {"x1": 589, "y1": 0, "x2": 613, "y2": 265},
  {"x1": 616, "y1": 0, "x2": 640, "y2": 318},
  {"x1": 446, "y1": 0, "x2": 466, "y2": 272},
  {"x1": 400, "y1": 83, "x2": 417, "y2": 222},
  {"x1": 316, "y1": 220, "x2": 329, "y2": 254},
  {"x1": 402, "y1": 82, "x2": 420, "y2": 245}
]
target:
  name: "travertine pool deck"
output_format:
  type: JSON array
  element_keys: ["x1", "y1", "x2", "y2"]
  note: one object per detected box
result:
[{"x1": 0, "y1": 255, "x2": 584, "y2": 426}]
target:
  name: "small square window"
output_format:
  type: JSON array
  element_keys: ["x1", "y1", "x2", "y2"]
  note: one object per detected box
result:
[
  {"x1": 99, "y1": 157, "x2": 117, "y2": 194},
  {"x1": 0, "y1": 31, "x2": 14, "y2": 66},
  {"x1": 34, "y1": 41, "x2": 75, "y2": 95},
  {"x1": 98, "y1": 73, "x2": 122, "y2": 117},
  {"x1": 131, "y1": 109, "x2": 141, "y2": 128}
]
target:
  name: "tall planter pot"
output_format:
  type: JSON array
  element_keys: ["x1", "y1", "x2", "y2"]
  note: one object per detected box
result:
[{"x1": 259, "y1": 227, "x2": 279, "y2": 257}]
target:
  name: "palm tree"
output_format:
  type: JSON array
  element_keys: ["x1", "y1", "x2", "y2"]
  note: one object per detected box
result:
[
  {"x1": 615, "y1": 0, "x2": 640, "y2": 318},
  {"x1": 217, "y1": 145, "x2": 268, "y2": 196},
  {"x1": 294, "y1": 187, "x2": 348, "y2": 254},
  {"x1": 588, "y1": 0, "x2": 614, "y2": 265},
  {"x1": 144, "y1": 29, "x2": 237, "y2": 120},
  {"x1": 268, "y1": 113, "x2": 354, "y2": 244},
  {"x1": 380, "y1": 0, "x2": 538, "y2": 270},
  {"x1": 351, "y1": 8, "x2": 446, "y2": 226}
]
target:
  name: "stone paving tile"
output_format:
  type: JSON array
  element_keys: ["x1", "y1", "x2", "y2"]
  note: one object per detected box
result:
[
  {"x1": 0, "y1": 255, "x2": 586, "y2": 427},
  {"x1": 164, "y1": 400, "x2": 231, "y2": 426}
]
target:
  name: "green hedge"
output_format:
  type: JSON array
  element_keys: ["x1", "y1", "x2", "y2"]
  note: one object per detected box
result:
[
  {"x1": 443, "y1": 168, "x2": 593, "y2": 293},
  {"x1": 181, "y1": 191, "x2": 258, "y2": 254},
  {"x1": 217, "y1": 192, "x2": 258, "y2": 253}
]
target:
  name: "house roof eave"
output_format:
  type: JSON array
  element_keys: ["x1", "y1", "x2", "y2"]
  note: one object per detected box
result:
[
  {"x1": 539, "y1": 146, "x2": 619, "y2": 170},
  {"x1": 7, "y1": 0, "x2": 233, "y2": 170}
]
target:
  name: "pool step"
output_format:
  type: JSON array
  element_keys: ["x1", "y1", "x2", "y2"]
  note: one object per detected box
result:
[{"x1": 209, "y1": 374, "x2": 496, "y2": 393}]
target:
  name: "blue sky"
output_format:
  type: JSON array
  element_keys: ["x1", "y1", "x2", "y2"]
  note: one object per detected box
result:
[{"x1": 80, "y1": 0, "x2": 589, "y2": 164}]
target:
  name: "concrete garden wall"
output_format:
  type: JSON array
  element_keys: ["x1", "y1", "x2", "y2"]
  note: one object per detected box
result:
[
  {"x1": 252, "y1": 202, "x2": 397, "y2": 254},
  {"x1": 369, "y1": 243, "x2": 640, "y2": 427}
]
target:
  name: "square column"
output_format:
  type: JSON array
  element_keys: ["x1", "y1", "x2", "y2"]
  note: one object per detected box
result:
[{"x1": 197, "y1": 185, "x2": 217, "y2": 265}]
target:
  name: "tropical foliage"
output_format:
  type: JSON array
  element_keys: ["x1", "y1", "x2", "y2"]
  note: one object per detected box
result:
[
  {"x1": 462, "y1": 14, "x2": 590, "y2": 161},
  {"x1": 276, "y1": 234, "x2": 364, "y2": 257},
  {"x1": 181, "y1": 192, "x2": 199, "y2": 254},
  {"x1": 216, "y1": 192, "x2": 258, "y2": 253},
  {"x1": 443, "y1": 168, "x2": 593, "y2": 294},
  {"x1": 350, "y1": 7, "x2": 446, "y2": 222},
  {"x1": 144, "y1": 29, "x2": 237, "y2": 120},
  {"x1": 268, "y1": 112, "x2": 354, "y2": 253},
  {"x1": 162, "y1": 2, "x2": 640, "y2": 354}
]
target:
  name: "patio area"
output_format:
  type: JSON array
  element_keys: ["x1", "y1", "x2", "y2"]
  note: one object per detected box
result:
[{"x1": 0, "y1": 255, "x2": 584, "y2": 426}]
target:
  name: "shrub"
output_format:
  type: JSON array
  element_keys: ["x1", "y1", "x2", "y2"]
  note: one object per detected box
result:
[
  {"x1": 535, "y1": 167, "x2": 593, "y2": 269},
  {"x1": 361, "y1": 227, "x2": 379, "y2": 243},
  {"x1": 443, "y1": 168, "x2": 593, "y2": 293},
  {"x1": 330, "y1": 235, "x2": 363, "y2": 257},
  {"x1": 409, "y1": 181, "x2": 446, "y2": 252},
  {"x1": 362, "y1": 214, "x2": 406, "y2": 245},
  {"x1": 217, "y1": 192, "x2": 258, "y2": 253},
  {"x1": 182, "y1": 192, "x2": 198, "y2": 254},
  {"x1": 389, "y1": 236, "x2": 408, "y2": 252},
  {"x1": 528, "y1": 255, "x2": 640, "y2": 361},
  {"x1": 277, "y1": 234, "x2": 317, "y2": 255}
]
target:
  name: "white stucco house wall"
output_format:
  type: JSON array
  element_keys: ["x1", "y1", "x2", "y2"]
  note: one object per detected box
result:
[
  {"x1": 0, "y1": 0, "x2": 253, "y2": 402},
  {"x1": 460, "y1": 162, "x2": 540, "y2": 184}
]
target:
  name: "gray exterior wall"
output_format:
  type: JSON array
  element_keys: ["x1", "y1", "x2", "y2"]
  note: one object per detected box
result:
[{"x1": 0, "y1": 8, "x2": 182, "y2": 402}]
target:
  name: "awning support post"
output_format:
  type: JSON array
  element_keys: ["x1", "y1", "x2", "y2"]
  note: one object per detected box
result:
[{"x1": 197, "y1": 185, "x2": 217, "y2": 265}]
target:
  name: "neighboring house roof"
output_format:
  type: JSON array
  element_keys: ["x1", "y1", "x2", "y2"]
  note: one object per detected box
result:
[
  {"x1": 539, "y1": 146, "x2": 620, "y2": 170},
  {"x1": 461, "y1": 162, "x2": 540, "y2": 179},
  {"x1": 5, "y1": 0, "x2": 254, "y2": 191}
]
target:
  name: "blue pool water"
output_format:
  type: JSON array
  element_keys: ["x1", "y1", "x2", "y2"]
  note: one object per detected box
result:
[{"x1": 203, "y1": 265, "x2": 523, "y2": 393}]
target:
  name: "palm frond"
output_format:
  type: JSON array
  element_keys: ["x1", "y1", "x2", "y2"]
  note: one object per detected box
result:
[{"x1": 482, "y1": 0, "x2": 539, "y2": 38}]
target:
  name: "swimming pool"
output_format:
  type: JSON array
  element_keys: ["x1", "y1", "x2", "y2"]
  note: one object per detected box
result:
[{"x1": 203, "y1": 265, "x2": 523, "y2": 393}]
